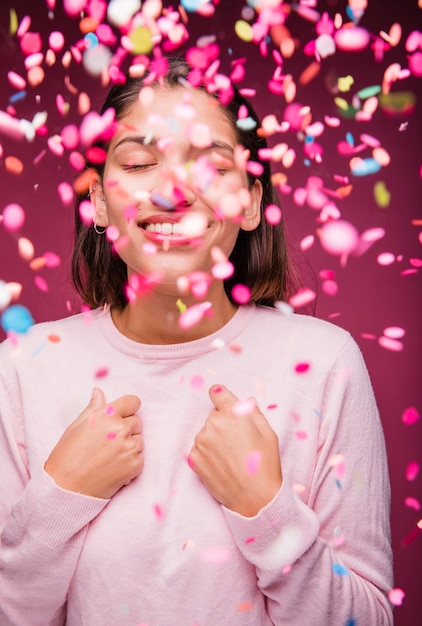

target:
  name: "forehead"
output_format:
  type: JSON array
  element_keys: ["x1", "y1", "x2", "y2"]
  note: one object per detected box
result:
[{"x1": 114, "y1": 85, "x2": 236, "y2": 143}]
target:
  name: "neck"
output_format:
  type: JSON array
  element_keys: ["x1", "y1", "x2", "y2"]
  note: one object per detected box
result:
[{"x1": 111, "y1": 285, "x2": 238, "y2": 345}]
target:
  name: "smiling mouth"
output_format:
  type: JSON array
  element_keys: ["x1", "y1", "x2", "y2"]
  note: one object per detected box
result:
[{"x1": 142, "y1": 222, "x2": 183, "y2": 235}]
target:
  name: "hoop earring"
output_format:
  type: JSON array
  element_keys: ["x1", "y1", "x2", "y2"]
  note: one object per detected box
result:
[{"x1": 94, "y1": 222, "x2": 106, "y2": 235}]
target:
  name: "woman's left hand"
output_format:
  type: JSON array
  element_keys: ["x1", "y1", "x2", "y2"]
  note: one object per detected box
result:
[{"x1": 188, "y1": 385, "x2": 283, "y2": 517}]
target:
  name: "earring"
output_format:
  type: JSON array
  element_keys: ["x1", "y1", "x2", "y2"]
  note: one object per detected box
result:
[{"x1": 94, "y1": 221, "x2": 106, "y2": 235}]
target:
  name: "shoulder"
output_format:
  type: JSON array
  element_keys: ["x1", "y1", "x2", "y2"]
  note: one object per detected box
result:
[
  {"x1": 243, "y1": 305, "x2": 365, "y2": 373},
  {"x1": 0, "y1": 308, "x2": 105, "y2": 367},
  {"x1": 252, "y1": 305, "x2": 352, "y2": 346}
]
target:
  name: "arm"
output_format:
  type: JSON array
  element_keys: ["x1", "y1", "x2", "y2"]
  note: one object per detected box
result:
[
  {"x1": 189, "y1": 338, "x2": 393, "y2": 625},
  {"x1": 0, "y1": 382, "x2": 143, "y2": 626}
]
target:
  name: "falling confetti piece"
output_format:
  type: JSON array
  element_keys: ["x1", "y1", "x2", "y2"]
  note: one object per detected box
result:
[
  {"x1": 1, "y1": 304, "x2": 34, "y2": 334},
  {"x1": 388, "y1": 588, "x2": 405, "y2": 606},
  {"x1": 245, "y1": 450, "x2": 262, "y2": 475},
  {"x1": 401, "y1": 407, "x2": 420, "y2": 425},
  {"x1": 405, "y1": 462, "x2": 420, "y2": 482},
  {"x1": 404, "y1": 497, "x2": 421, "y2": 511},
  {"x1": 2, "y1": 203, "x2": 25, "y2": 231}
]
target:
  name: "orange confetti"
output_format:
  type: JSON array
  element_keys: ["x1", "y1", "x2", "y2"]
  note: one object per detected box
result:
[
  {"x1": 299, "y1": 61, "x2": 321, "y2": 85},
  {"x1": 73, "y1": 167, "x2": 97, "y2": 194},
  {"x1": 47, "y1": 334, "x2": 61, "y2": 343},
  {"x1": 335, "y1": 184, "x2": 353, "y2": 198},
  {"x1": 5, "y1": 156, "x2": 24, "y2": 175},
  {"x1": 29, "y1": 257, "x2": 47, "y2": 271},
  {"x1": 79, "y1": 16, "x2": 100, "y2": 34}
]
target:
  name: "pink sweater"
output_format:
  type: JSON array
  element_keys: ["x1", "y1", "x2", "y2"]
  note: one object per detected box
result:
[{"x1": 0, "y1": 304, "x2": 393, "y2": 625}]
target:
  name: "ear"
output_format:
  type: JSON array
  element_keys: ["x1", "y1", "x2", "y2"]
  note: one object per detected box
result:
[
  {"x1": 89, "y1": 177, "x2": 109, "y2": 228},
  {"x1": 239, "y1": 179, "x2": 263, "y2": 232}
]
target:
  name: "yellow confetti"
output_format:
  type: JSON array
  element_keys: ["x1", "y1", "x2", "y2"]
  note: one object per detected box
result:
[
  {"x1": 128, "y1": 26, "x2": 153, "y2": 54},
  {"x1": 176, "y1": 298, "x2": 187, "y2": 314},
  {"x1": 374, "y1": 181, "x2": 391, "y2": 208},
  {"x1": 9, "y1": 9, "x2": 18, "y2": 35},
  {"x1": 235, "y1": 20, "x2": 253, "y2": 43},
  {"x1": 334, "y1": 97, "x2": 349, "y2": 110},
  {"x1": 338, "y1": 75, "x2": 354, "y2": 92}
]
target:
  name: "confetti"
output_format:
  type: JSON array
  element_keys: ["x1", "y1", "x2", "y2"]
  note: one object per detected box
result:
[
  {"x1": 2, "y1": 203, "x2": 25, "y2": 231},
  {"x1": 388, "y1": 588, "x2": 405, "y2": 606},
  {"x1": 1, "y1": 304, "x2": 34, "y2": 334},
  {"x1": 401, "y1": 407, "x2": 420, "y2": 426}
]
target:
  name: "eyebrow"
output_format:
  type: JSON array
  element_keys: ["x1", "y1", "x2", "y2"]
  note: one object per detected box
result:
[{"x1": 112, "y1": 136, "x2": 234, "y2": 154}]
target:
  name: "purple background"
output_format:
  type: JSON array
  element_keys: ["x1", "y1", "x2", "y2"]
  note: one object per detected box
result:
[{"x1": 0, "y1": 1, "x2": 421, "y2": 623}]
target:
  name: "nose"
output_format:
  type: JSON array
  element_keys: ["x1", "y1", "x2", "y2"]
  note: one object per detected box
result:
[{"x1": 150, "y1": 171, "x2": 196, "y2": 211}]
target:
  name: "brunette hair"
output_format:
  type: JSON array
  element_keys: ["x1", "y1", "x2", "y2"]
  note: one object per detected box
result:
[{"x1": 72, "y1": 57, "x2": 299, "y2": 309}]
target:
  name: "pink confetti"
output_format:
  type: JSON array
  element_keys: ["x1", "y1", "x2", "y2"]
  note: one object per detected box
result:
[
  {"x1": 190, "y1": 375, "x2": 204, "y2": 391},
  {"x1": 106, "y1": 432, "x2": 117, "y2": 439},
  {"x1": 43, "y1": 252, "x2": 61, "y2": 268},
  {"x1": 401, "y1": 407, "x2": 420, "y2": 425},
  {"x1": 95, "y1": 367, "x2": 109, "y2": 378},
  {"x1": 179, "y1": 302, "x2": 212, "y2": 329},
  {"x1": 264, "y1": 204, "x2": 282, "y2": 225},
  {"x1": 57, "y1": 182, "x2": 74, "y2": 205},
  {"x1": 404, "y1": 497, "x2": 421, "y2": 511},
  {"x1": 20, "y1": 32, "x2": 43, "y2": 56},
  {"x1": 245, "y1": 450, "x2": 262, "y2": 475},
  {"x1": 289, "y1": 288, "x2": 317, "y2": 309},
  {"x1": 405, "y1": 462, "x2": 420, "y2": 482},
  {"x1": 34, "y1": 276, "x2": 48, "y2": 292},
  {"x1": 319, "y1": 220, "x2": 359, "y2": 256},
  {"x1": 388, "y1": 588, "x2": 405, "y2": 606},
  {"x1": 295, "y1": 362, "x2": 310, "y2": 373},
  {"x1": 383, "y1": 327, "x2": 405, "y2": 339},
  {"x1": 296, "y1": 430, "x2": 308, "y2": 440},
  {"x1": 232, "y1": 399, "x2": 256, "y2": 417},
  {"x1": 377, "y1": 253, "x2": 395, "y2": 266},
  {"x1": 231, "y1": 284, "x2": 251, "y2": 304},
  {"x1": 49, "y1": 31, "x2": 65, "y2": 52},
  {"x1": 2, "y1": 203, "x2": 25, "y2": 231},
  {"x1": 154, "y1": 504, "x2": 164, "y2": 520},
  {"x1": 378, "y1": 336, "x2": 404, "y2": 352},
  {"x1": 201, "y1": 546, "x2": 231, "y2": 563}
]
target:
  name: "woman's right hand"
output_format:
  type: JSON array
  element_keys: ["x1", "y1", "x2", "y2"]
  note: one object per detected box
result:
[{"x1": 44, "y1": 387, "x2": 143, "y2": 499}]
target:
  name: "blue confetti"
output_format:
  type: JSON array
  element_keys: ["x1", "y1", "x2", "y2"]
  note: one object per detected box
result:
[
  {"x1": 333, "y1": 563, "x2": 349, "y2": 576},
  {"x1": 351, "y1": 158, "x2": 382, "y2": 177},
  {"x1": 1, "y1": 305, "x2": 34, "y2": 334},
  {"x1": 10, "y1": 90, "x2": 27, "y2": 104},
  {"x1": 236, "y1": 117, "x2": 257, "y2": 131}
]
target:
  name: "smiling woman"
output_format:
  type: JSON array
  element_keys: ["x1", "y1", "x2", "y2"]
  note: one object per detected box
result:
[
  {"x1": 0, "y1": 57, "x2": 393, "y2": 625},
  {"x1": 72, "y1": 59, "x2": 296, "y2": 316}
]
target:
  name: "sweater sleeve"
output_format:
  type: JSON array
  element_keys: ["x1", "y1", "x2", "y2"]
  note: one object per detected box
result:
[
  {"x1": 0, "y1": 371, "x2": 109, "y2": 626},
  {"x1": 222, "y1": 336, "x2": 393, "y2": 625}
]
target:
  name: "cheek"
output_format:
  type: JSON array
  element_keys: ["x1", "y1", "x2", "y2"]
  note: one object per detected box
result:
[{"x1": 201, "y1": 173, "x2": 247, "y2": 207}]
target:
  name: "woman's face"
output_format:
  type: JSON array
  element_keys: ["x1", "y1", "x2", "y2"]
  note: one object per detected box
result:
[{"x1": 94, "y1": 86, "x2": 262, "y2": 293}]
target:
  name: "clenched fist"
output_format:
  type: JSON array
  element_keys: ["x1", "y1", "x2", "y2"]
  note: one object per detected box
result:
[
  {"x1": 44, "y1": 387, "x2": 143, "y2": 499},
  {"x1": 189, "y1": 385, "x2": 283, "y2": 517}
]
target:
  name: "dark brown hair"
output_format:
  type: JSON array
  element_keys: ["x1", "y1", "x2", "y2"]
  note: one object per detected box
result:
[{"x1": 72, "y1": 57, "x2": 299, "y2": 309}]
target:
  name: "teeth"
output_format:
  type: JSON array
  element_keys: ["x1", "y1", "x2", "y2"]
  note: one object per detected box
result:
[{"x1": 145, "y1": 222, "x2": 183, "y2": 235}]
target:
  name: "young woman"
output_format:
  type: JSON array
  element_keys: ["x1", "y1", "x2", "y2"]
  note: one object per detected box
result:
[{"x1": 0, "y1": 58, "x2": 393, "y2": 625}]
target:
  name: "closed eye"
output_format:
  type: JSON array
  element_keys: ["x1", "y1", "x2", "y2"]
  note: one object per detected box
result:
[{"x1": 122, "y1": 163, "x2": 156, "y2": 171}]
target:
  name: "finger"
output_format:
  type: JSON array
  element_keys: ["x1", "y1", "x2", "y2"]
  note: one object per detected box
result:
[
  {"x1": 208, "y1": 384, "x2": 239, "y2": 411},
  {"x1": 106, "y1": 394, "x2": 141, "y2": 418}
]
